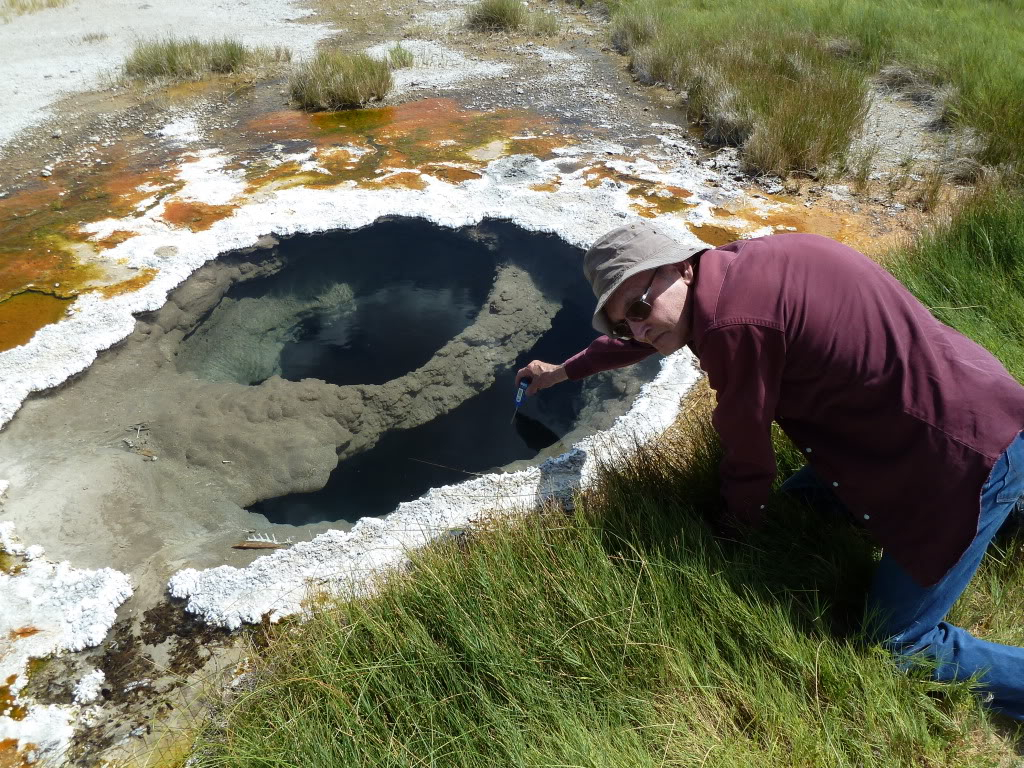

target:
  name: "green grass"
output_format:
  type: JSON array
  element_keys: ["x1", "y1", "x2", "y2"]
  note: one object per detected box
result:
[
  {"x1": 289, "y1": 50, "x2": 393, "y2": 110},
  {"x1": 387, "y1": 43, "x2": 414, "y2": 69},
  {"x1": 887, "y1": 181, "x2": 1024, "y2": 380},
  {"x1": 466, "y1": 0, "x2": 528, "y2": 31},
  {"x1": 608, "y1": 0, "x2": 1024, "y2": 176},
  {"x1": 183, "y1": 186, "x2": 1024, "y2": 766},
  {"x1": 529, "y1": 10, "x2": 560, "y2": 36},
  {"x1": 123, "y1": 37, "x2": 291, "y2": 81}
]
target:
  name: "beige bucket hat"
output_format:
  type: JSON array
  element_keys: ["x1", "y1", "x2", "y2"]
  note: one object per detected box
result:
[{"x1": 584, "y1": 222, "x2": 705, "y2": 335}]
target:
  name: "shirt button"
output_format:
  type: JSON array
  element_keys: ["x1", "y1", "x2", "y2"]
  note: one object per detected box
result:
[
  {"x1": 805, "y1": 447, "x2": 812, "y2": 453},
  {"x1": 863, "y1": 514, "x2": 870, "y2": 521},
  {"x1": 832, "y1": 481, "x2": 839, "y2": 487}
]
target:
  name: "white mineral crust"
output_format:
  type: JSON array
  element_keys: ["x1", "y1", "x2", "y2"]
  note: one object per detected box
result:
[
  {"x1": 0, "y1": 522, "x2": 132, "y2": 762},
  {"x1": 72, "y1": 669, "x2": 106, "y2": 705}
]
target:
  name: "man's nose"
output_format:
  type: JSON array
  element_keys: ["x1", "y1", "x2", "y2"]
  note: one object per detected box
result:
[{"x1": 628, "y1": 317, "x2": 650, "y2": 342}]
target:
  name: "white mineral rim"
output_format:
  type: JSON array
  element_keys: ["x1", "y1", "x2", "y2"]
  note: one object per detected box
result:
[{"x1": 0, "y1": 523, "x2": 132, "y2": 762}]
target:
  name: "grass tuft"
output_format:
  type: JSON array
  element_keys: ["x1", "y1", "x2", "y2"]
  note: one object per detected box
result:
[
  {"x1": 529, "y1": 10, "x2": 559, "y2": 37},
  {"x1": 123, "y1": 37, "x2": 291, "y2": 81},
  {"x1": 289, "y1": 50, "x2": 393, "y2": 110},
  {"x1": 466, "y1": 0, "x2": 527, "y2": 32},
  {"x1": 387, "y1": 43, "x2": 414, "y2": 69}
]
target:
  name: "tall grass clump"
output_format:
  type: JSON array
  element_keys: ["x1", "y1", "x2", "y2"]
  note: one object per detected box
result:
[
  {"x1": 387, "y1": 43, "x2": 414, "y2": 69},
  {"x1": 887, "y1": 181, "x2": 1024, "y2": 379},
  {"x1": 187, "y1": 389, "x2": 1020, "y2": 767},
  {"x1": 466, "y1": 0, "x2": 527, "y2": 32},
  {"x1": 609, "y1": 0, "x2": 1024, "y2": 176},
  {"x1": 614, "y1": 5, "x2": 867, "y2": 175},
  {"x1": 123, "y1": 37, "x2": 290, "y2": 81},
  {"x1": 290, "y1": 50, "x2": 393, "y2": 110}
]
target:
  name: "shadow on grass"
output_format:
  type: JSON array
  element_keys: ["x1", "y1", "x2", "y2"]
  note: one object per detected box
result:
[{"x1": 589, "y1": 392, "x2": 876, "y2": 644}]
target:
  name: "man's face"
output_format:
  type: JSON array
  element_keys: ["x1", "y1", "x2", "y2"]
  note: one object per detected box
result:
[{"x1": 604, "y1": 261, "x2": 694, "y2": 354}]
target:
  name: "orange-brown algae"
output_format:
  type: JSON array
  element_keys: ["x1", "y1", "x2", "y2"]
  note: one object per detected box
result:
[
  {"x1": 0, "y1": 292, "x2": 74, "y2": 352},
  {"x1": 359, "y1": 171, "x2": 429, "y2": 191},
  {"x1": 706, "y1": 199, "x2": 893, "y2": 255},
  {"x1": 419, "y1": 165, "x2": 482, "y2": 185},
  {"x1": 0, "y1": 137, "x2": 182, "y2": 301},
  {"x1": 237, "y1": 100, "x2": 570, "y2": 199},
  {"x1": 629, "y1": 187, "x2": 697, "y2": 219},
  {"x1": 309, "y1": 99, "x2": 561, "y2": 171},
  {"x1": 530, "y1": 180, "x2": 561, "y2": 193},
  {"x1": 7, "y1": 627, "x2": 40, "y2": 640},
  {"x1": 95, "y1": 230, "x2": 139, "y2": 250},
  {"x1": 507, "y1": 135, "x2": 572, "y2": 159},
  {"x1": 161, "y1": 201, "x2": 238, "y2": 231},
  {"x1": 97, "y1": 268, "x2": 158, "y2": 299},
  {"x1": 0, "y1": 737, "x2": 31, "y2": 768},
  {"x1": 688, "y1": 222, "x2": 743, "y2": 248},
  {"x1": 0, "y1": 676, "x2": 28, "y2": 722}
]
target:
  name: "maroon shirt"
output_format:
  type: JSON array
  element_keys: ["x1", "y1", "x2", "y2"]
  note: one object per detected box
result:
[{"x1": 563, "y1": 233, "x2": 1024, "y2": 586}]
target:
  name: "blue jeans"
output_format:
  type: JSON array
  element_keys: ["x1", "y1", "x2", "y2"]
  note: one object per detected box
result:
[{"x1": 781, "y1": 433, "x2": 1024, "y2": 720}]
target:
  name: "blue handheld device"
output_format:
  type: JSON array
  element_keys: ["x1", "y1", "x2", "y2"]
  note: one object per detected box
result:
[{"x1": 512, "y1": 378, "x2": 530, "y2": 423}]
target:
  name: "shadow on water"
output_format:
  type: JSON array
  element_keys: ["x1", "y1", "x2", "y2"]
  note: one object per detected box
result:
[{"x1": 231, "y1": 218, "x2": 607, "y2": 526}]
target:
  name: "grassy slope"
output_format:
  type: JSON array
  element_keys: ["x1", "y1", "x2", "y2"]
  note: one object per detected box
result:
[
  {"x1": 188, "y1": 188, "x2": 1024, "y2": 766},
  {"x1": 608, "y1": 0, "x2": 1024, "y2": 175}
]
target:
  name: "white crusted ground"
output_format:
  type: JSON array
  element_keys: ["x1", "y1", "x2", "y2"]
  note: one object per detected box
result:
[
  {"x1": 0, "y1": 522, "x2": 132, "y2": 764},
  {"x1": 0, "y1": 0, "x2": 333, "y2": 148},
  {"x1": 366, "y1": 40, "x2": 514, "y2": 95}
]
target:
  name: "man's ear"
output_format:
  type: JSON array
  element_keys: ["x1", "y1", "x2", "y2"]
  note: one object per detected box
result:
[{"x1": 680, "y1": 259, "x2": 695, "y2": 286}]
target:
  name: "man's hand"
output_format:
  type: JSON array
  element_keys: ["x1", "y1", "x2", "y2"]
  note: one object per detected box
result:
[{"x1": 515, "y1": 360, "x2": 568, "y2": 395}]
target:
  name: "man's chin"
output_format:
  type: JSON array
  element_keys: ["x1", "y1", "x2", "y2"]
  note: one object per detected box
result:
[{"x1": 651, "y1": 333, "x2": 681, "y2": 355}]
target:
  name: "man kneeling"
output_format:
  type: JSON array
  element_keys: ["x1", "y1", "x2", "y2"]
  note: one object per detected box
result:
[{"x1": 517, "y1": 222, "x2": 1024, "y2": 719}]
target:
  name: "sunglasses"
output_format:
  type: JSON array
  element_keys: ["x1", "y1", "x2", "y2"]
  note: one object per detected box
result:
[{"x1": 610, "y1": 267, "x2": 659, "y2": 339}]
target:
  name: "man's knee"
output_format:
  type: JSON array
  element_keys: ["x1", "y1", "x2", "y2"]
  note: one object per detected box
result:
[{"x1": 878, "y1": 623, "x2": 954, "y2": 677}]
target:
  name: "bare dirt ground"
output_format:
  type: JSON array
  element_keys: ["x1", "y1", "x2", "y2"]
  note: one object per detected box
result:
[{"x1": 0, "y1": 0, "x2": 973, "y2": 763}]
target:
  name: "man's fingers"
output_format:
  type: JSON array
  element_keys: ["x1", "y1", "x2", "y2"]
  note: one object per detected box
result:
[{"x1": 517, "y1": 360, "x2": 564, "y2": 395}]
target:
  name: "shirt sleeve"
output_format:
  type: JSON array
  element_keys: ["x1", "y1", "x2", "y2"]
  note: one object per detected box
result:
[
  {"x1": 561, "y1": 336, "x2": 657, "y2": 381},
  {"x1": 699, "y1": 322, "x2": 786, "y2": 529}
]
